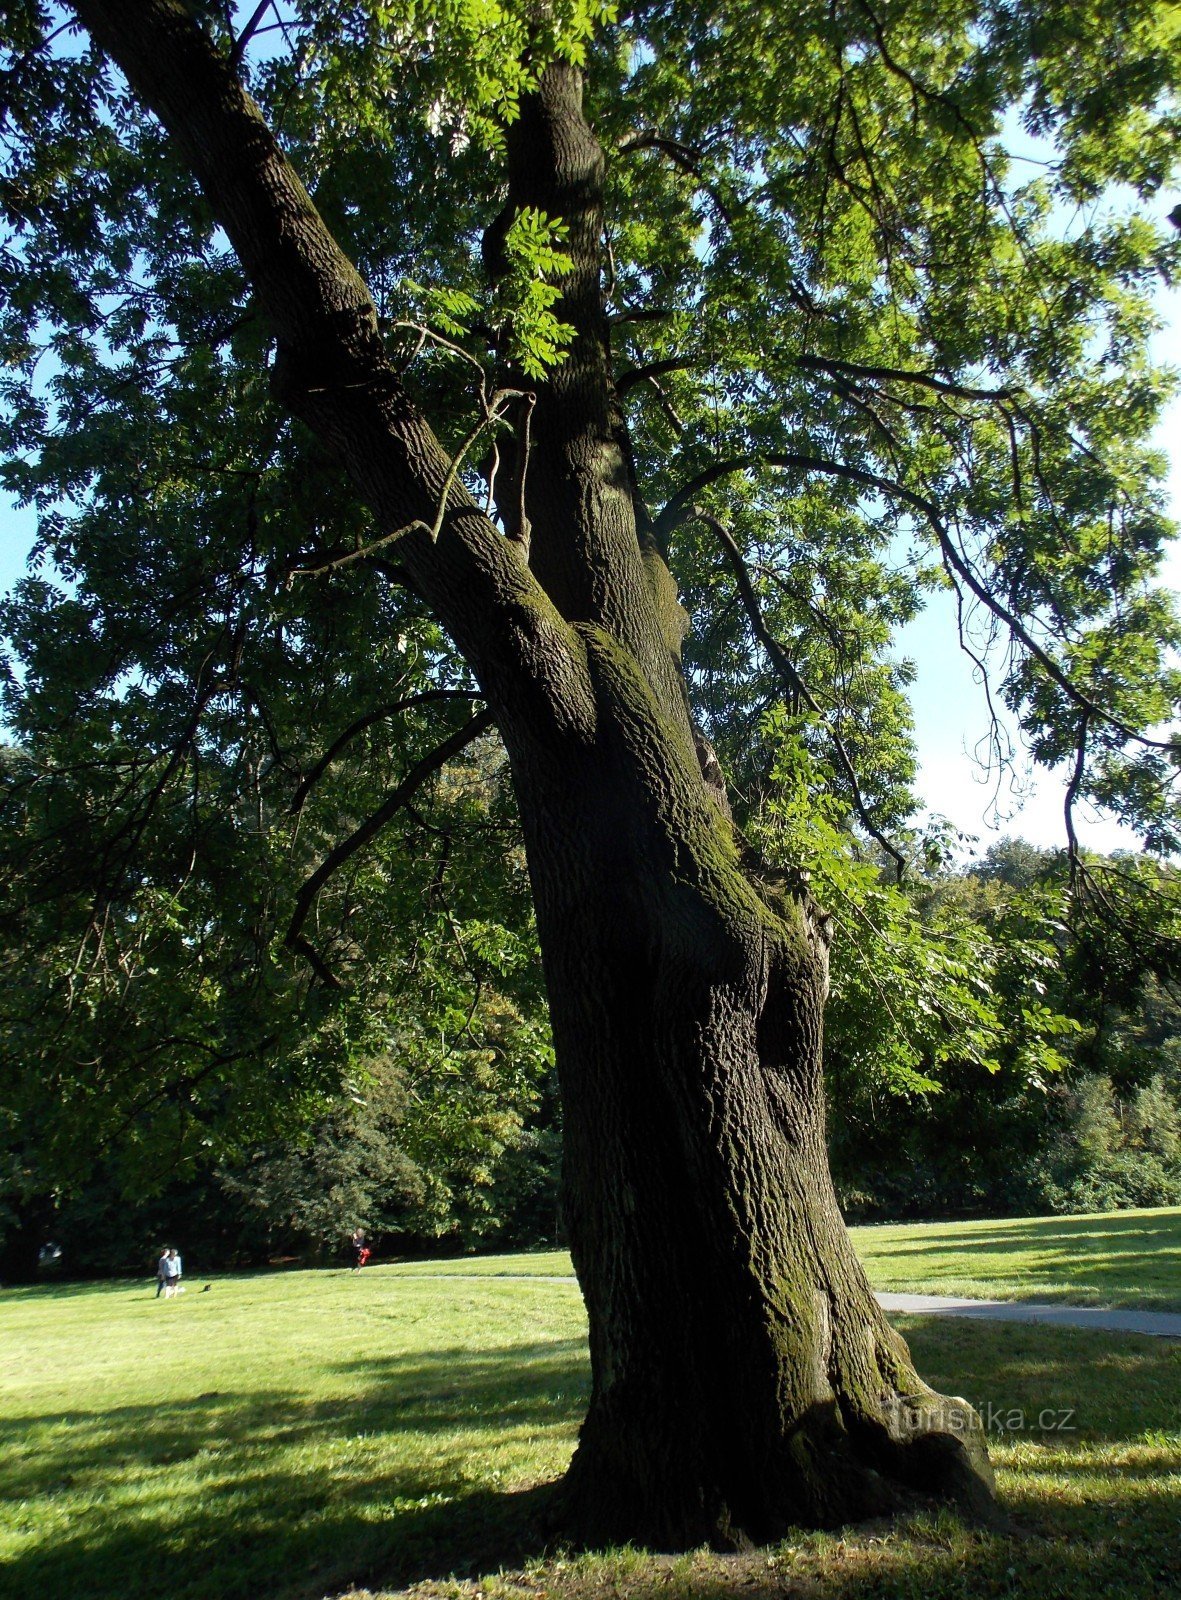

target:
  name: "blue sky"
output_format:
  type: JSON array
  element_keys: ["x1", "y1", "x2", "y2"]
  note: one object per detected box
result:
[{"x1": 898, "y1": 340, "x2": 1180, "y2": 856}]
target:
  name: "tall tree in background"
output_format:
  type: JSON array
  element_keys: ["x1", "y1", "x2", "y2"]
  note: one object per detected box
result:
[{"x1": 2, "y1": 0, "x2": 1179, "y2": 1545}]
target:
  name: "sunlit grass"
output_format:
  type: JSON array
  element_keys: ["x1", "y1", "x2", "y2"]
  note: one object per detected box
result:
[
  {"x1": 3, "y1": 1222, "x2": 1180, "y2": 1600},
  {"x1": 0, "y1": 1270, "x2": 588, "y2": 1599},
  {"x1": 391, "y1": 1206, "x2": 1181, "y2": 1312},
  {"x1": 849, "y1": 1204, "x2": 1181, "y2": 1311}
]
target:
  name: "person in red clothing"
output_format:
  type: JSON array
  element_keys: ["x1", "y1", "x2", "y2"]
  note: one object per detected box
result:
[{"x1": 350, "y1": 1228, "x2": 370, "y2": 1270}]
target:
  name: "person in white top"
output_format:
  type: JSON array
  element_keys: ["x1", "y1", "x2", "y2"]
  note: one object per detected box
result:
[{"x1": 163, "y1": 1247, "x2": 183, "y2": 1297}]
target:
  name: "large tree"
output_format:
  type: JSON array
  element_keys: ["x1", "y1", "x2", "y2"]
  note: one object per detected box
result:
[{"x1": 2, "y1": 0, "x2": 1179, "y2": 1547}]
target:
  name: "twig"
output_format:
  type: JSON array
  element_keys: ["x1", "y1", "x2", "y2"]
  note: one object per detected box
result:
[{"x1": 286, "y1": 708, "x2": 495, "y2": 985}]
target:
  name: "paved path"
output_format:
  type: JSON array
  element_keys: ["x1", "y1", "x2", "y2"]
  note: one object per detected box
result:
[
  {"x1": 875, "y1": 1291, "x2": 1181, "y2": 1337},
  {"x1": 411, "y1": 1273, "x2": 1181, "y2": 1337}
]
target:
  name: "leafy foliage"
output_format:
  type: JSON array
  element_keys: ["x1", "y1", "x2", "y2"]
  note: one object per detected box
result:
[
  {"x1": 829, "y1": 840, "x2": 1181, "y2": 1220},
  {"x1": 756, "y1": 722, "x2": 1081, "y2": 1098}
]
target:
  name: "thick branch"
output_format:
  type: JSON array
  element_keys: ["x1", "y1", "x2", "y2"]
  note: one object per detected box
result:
[
  {"x1": 72, "y1": 0, "x2": 596, "y2": 748},
  {"x1": 496, "y1": 62, "x2": 696, "y2": 731},
  {"x1": 229, "y1": 0, "x2": 271, "y2": 65},
  {"x1": 286, "y1": 709, "x2": 495, "y2": 985},
  {"x1": 74, "y1": 0, "x2": 375, "y2": 370}
]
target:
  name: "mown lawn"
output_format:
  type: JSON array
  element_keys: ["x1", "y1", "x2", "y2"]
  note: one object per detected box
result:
[
  {"x1": 393, "y1": 1205, "x2": 1181, "y2": 1312},
  {"x1": 2, "y1": 1253, "x2": 1179, "y2": 1600},
  {"x1": 849, "y1": 1205, "x2": 1181, "y2": 1312}
]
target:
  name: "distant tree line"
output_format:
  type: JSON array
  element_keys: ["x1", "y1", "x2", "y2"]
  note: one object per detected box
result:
[
  {"x1": 829, "y1": 837, "x2": 1181, "y2": 1222},
  {"x1": 7, "y1": 831, "x2": 1179, "y2": 1282},
  {"x1": 0, "y1": 732, "x2": 560, "y2": 1280}
]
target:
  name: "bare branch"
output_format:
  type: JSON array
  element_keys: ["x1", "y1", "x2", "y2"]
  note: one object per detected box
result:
[
  {"x1": 631, "y1": 373, "x2": 688, "y2": 436},
  {"x1": 290, "y1": 689, "x2": 486, "y2": 816},
  {"x1": 286, "y1": 708, "x2": 495, "y2": 986},
  {"x1": 609, "y1": 306, "x2": 676, "y2": 326},
  {"x1": 694, "y1": 509, "x2": 907, "y2": 877},
  {"x1": 619, "y1": 131, "x2": 736, "y2": 225},
  {"x1": 619, "y1": 131, "x2": 707, "y2": 162},
  {"x1": 949, "y1": 576, "x2": 1015, "y2": 820},
  {"x1": 616, "y1": 358, "x2": 697, "y2": 397},
  {"x1": 229, "y1": 0, "x2": 272, "y2": 65},
  {"x1": 289, "y1": 386, "x2": 533, "y2": 576},
  {"x1": 658, "y1": 452, "x2": 1179, "y2": 758},
  {"x1": 796, "y1": 353, "x2": 1018, "y2": 404},
  {"x1": 1064, "y1": 711, "x2": 1090, "y2": 886},
  {"x1": 506, "y1": 392, "x2": 536, "y2": 553}
]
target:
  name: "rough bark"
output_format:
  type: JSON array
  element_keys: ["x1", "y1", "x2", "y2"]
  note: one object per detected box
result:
[
  {"x1": 512, "y1": 628, "x2": 995, "y2": 1546},
  {"x1": 71, "y1": 0, "x2": 998, "y2": 1548},
  {"x1": 492, "y1": 64, "x2": 693, "y2": 721},
  {"x1": 73, "y1": 0, "x2": 600, "y2": 761}
]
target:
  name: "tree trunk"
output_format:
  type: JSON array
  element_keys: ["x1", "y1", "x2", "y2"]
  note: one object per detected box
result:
[
  {"x1": 511, "y1": 629, "x2": 995, "y2": 1548},
  {"x1": 70, "y1": 1, "x2": 998, "y2": 1549}
]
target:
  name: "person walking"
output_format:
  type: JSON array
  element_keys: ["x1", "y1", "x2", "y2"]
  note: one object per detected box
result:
[
  {"x1": 163, "y1": 1247, "x2": 183, "y2": 1297},
  {"x1": 155, "y1": 1247, "x2": 170, "y2": 1298}
]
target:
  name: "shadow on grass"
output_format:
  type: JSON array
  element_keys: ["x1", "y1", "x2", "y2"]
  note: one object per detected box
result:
[
  {"x1": 0, "y1": 1264, "x2": 354, "y2": 1303},
  {"x1": 0, "y1": 1276, "x2": 160, "y2": 1302},
  {"x1": 4, "y1": 1320, "x2": 1179, "y2": 1600},
  {"x1": 554, "y1": 1494, "x2": 1181, "y2": 1600},
  {"x1": 876, "y1": 1215, "x2": 1179, "y2": 1249},
  {"x1": 0, "y1": 1339, "x2": 588, "y2": 1600},
  {"x1": 1, "y1": 1340, "x2": 589, "y2": 1494},
  {"x1": 863, "y1": 1214, "x2": 1181, "y2": 1308}
]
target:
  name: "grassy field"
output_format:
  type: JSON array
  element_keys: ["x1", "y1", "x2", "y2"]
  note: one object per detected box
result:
[
  {"x1": 392, "y1": 1204, "x2": 1181, "y2": 1311},
  {"x1": 850, "y1": 1206, "x2": 1181, "y2": 1311},
  {"x1": 2, "y1": 1215, "x2": 1180, "y2": 1600}
]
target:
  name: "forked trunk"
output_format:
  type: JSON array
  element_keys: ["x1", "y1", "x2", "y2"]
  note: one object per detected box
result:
[
  {"x1": 512, "y1": 630, "x2": 995, "y2": 1548},
  {"x1": 69, "y1": 3, "x2": 998, "y2": 1550}
]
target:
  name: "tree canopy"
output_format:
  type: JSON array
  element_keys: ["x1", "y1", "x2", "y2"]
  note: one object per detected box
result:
[{"x1": 2, "y1": 0, "x2": 1178, "y2": 1190}]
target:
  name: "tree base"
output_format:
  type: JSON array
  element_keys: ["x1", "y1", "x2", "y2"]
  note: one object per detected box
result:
[{"x1": 551, "y1": 1368, "x2": 998, "y2": 1551}]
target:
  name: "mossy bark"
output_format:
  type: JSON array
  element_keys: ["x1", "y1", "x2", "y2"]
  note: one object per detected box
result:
[
  {"x1": 73, "y1": 4, "x2": 998, "y2": 1551},
  {"x1": 509, "y1": 630, "x2": 995, "y2": 1548}
]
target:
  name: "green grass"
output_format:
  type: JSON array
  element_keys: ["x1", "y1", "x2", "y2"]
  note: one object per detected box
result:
[
  {"x1": 849, "y1": 1205, "x2": 1181, "y2": 1312},
  {"x1": 0, "y1": 1269, "x2": 588, "y2": 1599},
  {"x1": 393, "y1": 1251, "x2": 575, "y2": 1278},
  {"x1": 2, "y1": 1255, "x2": 1180, "y2": 1600},
  {"x1": 393, "y1": 1205, "x2": 1181, "y2": 1312}
]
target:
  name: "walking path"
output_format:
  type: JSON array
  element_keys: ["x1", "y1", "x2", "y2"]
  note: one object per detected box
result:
[
  {"x1": 410, "y1": 1273, "x2": 1181, "y2": 1337},
  {"x1": 875, "y1": 1291, "x2": 1181, "y2": 1338}
]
